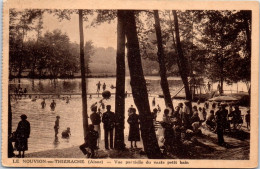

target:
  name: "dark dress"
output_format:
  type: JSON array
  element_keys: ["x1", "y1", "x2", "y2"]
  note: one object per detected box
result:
[
  {"x1": 127, "y1": 114, "x2": 140, "y2": 141},
  {"x1": 15, "y1": 120, "x2": 30, "y2": 151}
]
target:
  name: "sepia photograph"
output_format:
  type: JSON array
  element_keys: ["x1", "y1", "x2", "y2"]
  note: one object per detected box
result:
[{"x1": 1, "y1": 0, "x2": 259, "y2": 168}]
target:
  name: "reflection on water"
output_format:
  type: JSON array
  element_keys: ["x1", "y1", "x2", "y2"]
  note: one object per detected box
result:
[{"x1": 53, "y1": 137, "x2": 60, "y2": 148}]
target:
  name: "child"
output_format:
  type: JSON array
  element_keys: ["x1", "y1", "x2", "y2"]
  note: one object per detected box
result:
[
  {"x1": 54, "y1": 116, "x2": 60, "y2": 137},
  {"x1": 79, "y1": 125, "x2": 99, "y2": 158},
  {"x1": 41, "y1": 99, "x2": 46, "y2": 109},
  {"x1": 50, "y1": 100, "x2": 56, "y2": 111},
  {"x1": 245, "y1": 110, "x2": 250, "y2": 130},
  {"x1": 61, "y1": 127, "x2": 71, "y2": 138}
]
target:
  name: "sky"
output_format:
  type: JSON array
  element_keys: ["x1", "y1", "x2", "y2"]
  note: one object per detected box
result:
[{"x1": 34, "y1": 12, "x2": 117, "y2": 49}]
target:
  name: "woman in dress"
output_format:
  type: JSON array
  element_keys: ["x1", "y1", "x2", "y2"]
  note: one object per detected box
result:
[
  {"x1": 15, "y1": 114, "x2": 30, "y2": 158},
  {"x1": 127, "y1": 108, "x2": 140, "y2": 148}
]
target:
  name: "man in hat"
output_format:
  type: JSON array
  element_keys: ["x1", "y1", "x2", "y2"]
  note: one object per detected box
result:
[
  {"x1": 215, "y1": 102, "x2": 228, "y2": 145},
  {"x1": 90, "y1": 105, "x2": 101, "y2": 148},
  {"x1": 15, "y1": 114, "x2": 30, "y2": 158},
  {"x1": 102, "y1": 105, "x2": 115, "y2": 150}
]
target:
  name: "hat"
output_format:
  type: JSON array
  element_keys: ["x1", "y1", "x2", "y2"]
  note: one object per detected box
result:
[
  {"x1": 220, "y1": 102, "x2": 227, "y2": 107},
  {"x1": 106, "y1": 105, "x2": 111, "y2": 109},
  {"x1": 56, "y1": 116, "x2": 60, "y2": 119},
  {"x1": 20, "y1": 114, "x2": 27, "y2": 120}
]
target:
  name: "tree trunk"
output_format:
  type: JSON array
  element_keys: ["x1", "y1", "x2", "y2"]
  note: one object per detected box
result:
[
  {"x1": 172, "y1": 10, "x2": 192, "y2": 101},
  {"x1": 79, "y1": 10, "x2": 88, "y2": 137},
  {"x1": 153, "y1": 10, "x2": 173, "y2": 110},
  {"x1": 114, "y1": 10, "x2": 126, "y2": 150},
  {"x1": 124, "y1": 10, "x2": 162, "y2": 159}
]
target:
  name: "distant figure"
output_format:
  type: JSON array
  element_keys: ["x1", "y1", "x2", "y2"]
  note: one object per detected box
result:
[
  {"x1": 66, "y1": 97, "x2": 70, "y2": 104},
  {"x1": 198, "y1": 107, "x2": 204, "y2": 121},
  {"x1": 96, "y1": 81, "x2": 101, "y2": 93},
  {"x1": 217, "y1": 83, "x2": 221, "y2": 94},
  {"x1": 41, "y1": 98, "x2": 46, "y2": 109},
  {"x1": 157, "y1": 104, "x2": 161, "y2": 113},
  {"x1": 102, "y1": 83, "x2": 106, "y2": 91},
  {"x1": 79, "y1": 124, "x2": 99, "y2": 158},
  {"x1": 181, "y1": 101, "x2": 191, "y2": 129},
  {"x1": 151, "y1": 108, "x2": 158, "y2": 121},
  {"x1": 50, "y1": 100, "x2": 56, "y2": 111},
  {"x1": 61, "y1": 127, "x2": 71, "y2": 138},
  {"x1": 23, "y1": 88, "x2": 27, "y2": 98},
  {"x1": 99, "y1": 100, "x2": 105, "y2": 110},
  {"x1": 178, "y1": 103, "x2": 183, "y2": 115},
  {"x1": 90, "y1": 105, "x2": 101, "y2": 148},
  {"x1": 162, "y1": 109, "x2": 171, "y2": 123},
  {"x1": 18, "y1": 88, "x2": 23, "y2": 98},
  {"x1": 245, "y1": 110, "x2": 250, "y2": 130},
  {"x1": 127, "y1": 108, "x2": 140, "y2": 148},
  {"x1": 102, "y1": 105, "x2": 115, "y2": 150},
  {"x1": 207, "y1": 82, "x2": 211, "y2": 91},
  {"x1": 204, "y1": 102, "x2": 209, "y2": 110},
  {"x1": 215, "y1": 103, "x2": 228, "y2": 146},
  {"x1": 89, "y1": 94, "x2": 92, "y2": 99},
  {"x1": 125, "y1": 91, "x2": 128, "y2": 98},
  {"x1": 128, "y1": 105, "x2": 134, "y2": 116},
  {"x1": 152, "y1": 97, "x2": 156, "y2": 107},
  {"x1": 54, "y1": 116, "x2": 60, "y2": 137},
  {"x1": 15, "y1": 114, "x2": 30, "y2": 158}
]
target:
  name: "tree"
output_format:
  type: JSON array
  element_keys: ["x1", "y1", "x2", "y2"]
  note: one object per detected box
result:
[
  {"x1": 172, "y1": 10, "x2": 192, "y2": 101},
  {"x1": 114, "y1": 10, "x2": 126, "y2": 150},
  {"x1": 124, "y1": 10, "x2": 162, "y2": 159},
  {"x1": 199, "y1": 10, "x2": 251, "y2": 94},
  {"x1": 84, "y1": 41, "x2": 94, "y2": 76},
  {"x1": 79, "y1": 9, "x2": 88, "y2": 137},
  {"x1": 153, "y1": 10, "x2": 173, "y2": 110}
]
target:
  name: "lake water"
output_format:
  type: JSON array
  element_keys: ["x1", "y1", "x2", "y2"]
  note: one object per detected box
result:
[{"x1": 9, "y1": 77, "x2": 249, "y2": 153}]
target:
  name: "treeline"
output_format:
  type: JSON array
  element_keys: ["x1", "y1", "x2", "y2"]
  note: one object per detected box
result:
[{"x1": 9, "y1": 10, "x2": 93, "y2": 79}]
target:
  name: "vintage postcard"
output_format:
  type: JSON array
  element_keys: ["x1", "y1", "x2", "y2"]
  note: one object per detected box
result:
[{"x1": 1, "y1": 0, "x2": 259, "y2": 168}]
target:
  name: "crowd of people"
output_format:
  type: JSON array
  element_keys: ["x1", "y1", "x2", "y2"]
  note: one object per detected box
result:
[
  {"x1": 157, "y1": 100, "x2": 250, "y2": 151},
  {"x1": 9, "y1": 95, "x2": 250, "y2": 158}
]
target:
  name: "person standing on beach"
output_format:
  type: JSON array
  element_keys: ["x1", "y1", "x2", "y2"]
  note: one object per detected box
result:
[
  {"x1": 102, "y1": 83, "x2": 106, "y2": 91},
  {"x1": 102, "y1": 105, "x2": 115, "y2": 150},
  {"x1": 96, "y1": 81, "x2": 101, "y2": 93},
  {"x1": 41, "y1": 98, "x2": 46, "y2": 109},
  {"x1": 50, "y1": 100, "x2": 56, "y2": 111},
  {"x1": 246, "y1": 110, "x2": 250, "y2": 130},
  {"x1": 90, "y1": 106, "x2": 101, "y2": 148},
  {"x1": 54, "y1": 116, "x2": 60, "y2": 137},
  {"x1": 15, "y1": 114, "x2": 30, "y2": 158},
  {"x1": 127, "y1": 108, "x2": 140, "y2": 148}
]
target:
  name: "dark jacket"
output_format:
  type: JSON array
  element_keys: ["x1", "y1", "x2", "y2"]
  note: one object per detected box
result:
[
  {"x1": 102, "y1": 111, "x2": 115, "y2": 129},
  {"x1": 84, "y1": 130, "x2": 99, "y2": 149},
  {"x1": 90, "y1": 112, "x2": 101, "y2": 125},
  {"x1": 16, "y1": 120, "x2": 30, "y2": 138}
]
